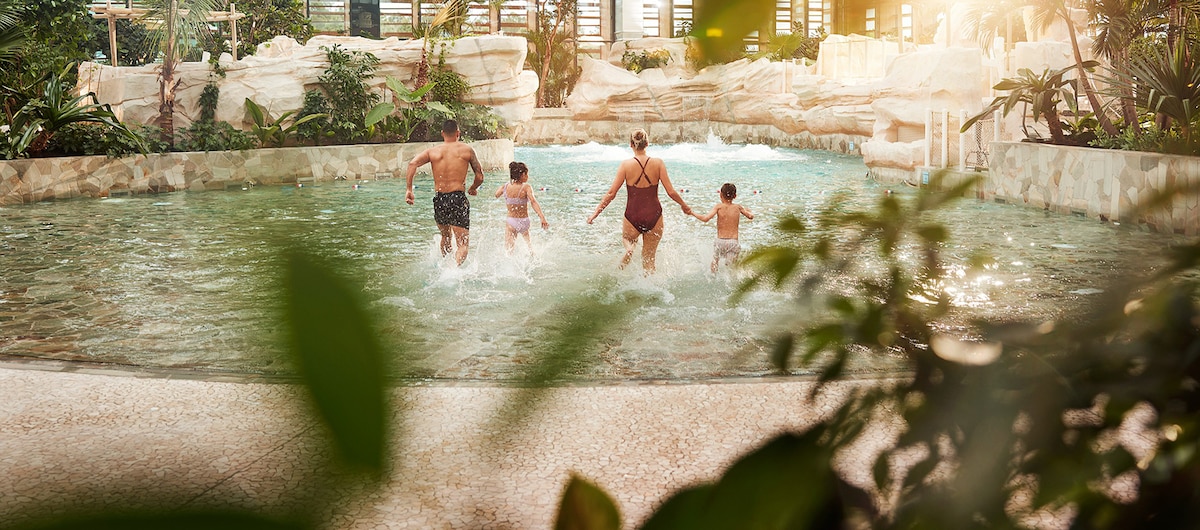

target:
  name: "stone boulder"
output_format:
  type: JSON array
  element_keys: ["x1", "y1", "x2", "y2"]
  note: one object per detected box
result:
[{"x1": 76, "y1": 34, "x2": 537, "y2": 131}]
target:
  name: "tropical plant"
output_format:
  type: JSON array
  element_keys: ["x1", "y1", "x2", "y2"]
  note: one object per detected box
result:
[
  {"x1": 962, "y1": 0, "x2": 1029, "y2": 53},
  {"x1": 427, "y1": 66, "x2": 470, "y2": 103},
  {"x1": 1025, "y1": 0, "x2": 1121, "y2": 136},
  {"x1": 294, "y1": 89, "x2": 333, "y2": 146},
  {"x1": 1086, "y1": 0, "x2": 1160, "y2": 127},
  {"x1": 362, "y1": 77, "x2": 435, "y2": 142},
  {"x1": 177, "y1": 81, "x2": 254, "y2": 152},
  {"x1": 621, "y1": 49, "x2": 671, "y2": 73},
  {"x1": 213, "y1": 0, "x2": 314, "y2": 58},
  {"x1": 87, "y1": 18, "x2": 155, "y2": 67},
  {"x1": 523, "y1": 18, "x2": 580, "y2": 108},
  {"x1": 140, "y1": 0, "x2": 221, "y2": 146},
  {"x1": 0, "y1": 64, "x2": 144, "y2": 159},
  {"x1": 525, "y1": 0, "x2": 578, "y2": 107},
  {"x1": 244, "y1": 98, "x2": 328, "y2": 148},
  {"x1": 49, "y1": 122, "x2": 168, "y2": 157},
  {"x1": 1107, "y1": 39, "x2": 1200, "y2": 153},
  {"x1": 314, "y1": 44, "x2": 381, "y2": 143},
  {"x1": 964, "y1": 62, "x2": 1097, "y2": 144},
  {"x1": 176, "y1": 119, "x2": 256, "y2": 151}
]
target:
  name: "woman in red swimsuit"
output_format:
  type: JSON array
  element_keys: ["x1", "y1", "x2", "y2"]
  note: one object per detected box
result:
[{"x1": 587, "y1": 129, "x2": 693, "y2": 274}]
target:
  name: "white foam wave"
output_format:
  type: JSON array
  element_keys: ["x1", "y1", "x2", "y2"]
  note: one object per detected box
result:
[{"x1": 527, "y1": 139, "x2": 808, "y2": 165}]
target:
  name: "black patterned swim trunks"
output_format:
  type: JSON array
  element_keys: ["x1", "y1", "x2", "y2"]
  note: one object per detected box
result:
[{"x1": 432, "y1": 190, "x2": 470, "y2": 229}]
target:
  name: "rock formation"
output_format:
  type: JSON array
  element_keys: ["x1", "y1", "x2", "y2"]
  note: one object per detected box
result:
[{"x1": 76, "y1": 34, "x2": 539, "y2": 132}]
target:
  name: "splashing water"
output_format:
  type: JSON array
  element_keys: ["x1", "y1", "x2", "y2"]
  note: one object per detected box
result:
[{"x1": 0, "y1": 143, "x2": 1184, "y2": 381}]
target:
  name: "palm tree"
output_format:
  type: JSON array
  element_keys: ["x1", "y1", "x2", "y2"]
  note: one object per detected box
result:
[
  {"x1": 964, "y1": 64, "x2": 1089, "y2": 144},
  {"x1": 141, "y1": 0, "x2": 220, "y2": 146},
  {"x1": 1027, "y1": 0, "x2": 1121, "y2": 136},
  {"x1": 1088, "y1": 0, "x2": 1161, "y2": 127},
  {"x1": 528, "y1": 0, "x2": 578, "y2": 108}
]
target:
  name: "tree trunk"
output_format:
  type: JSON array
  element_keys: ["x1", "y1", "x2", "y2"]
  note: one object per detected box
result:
[
  {"x1": 158, "y1": 0, "x2": 179, "y2": 147},
  {"x1": 1062, "y1": 5, "x2": 1119, "y2": 136},
  {"x1": 1045, "y1": 107, "x2": 1065, "y2": 144}
]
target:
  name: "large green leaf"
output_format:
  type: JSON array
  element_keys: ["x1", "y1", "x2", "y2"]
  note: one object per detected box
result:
[
  {"x1": 282, "y1": 251, "x2": 388, "y2": 473},
  {"x1": 555, "y1": 475, "x2": 622, "y2": 530},
  {"x1": 364, "y1": 102, "x2": 395, "y2": 128},
  {"x1": 638, "y1": 431, "x2": 840, "y2": 530}
]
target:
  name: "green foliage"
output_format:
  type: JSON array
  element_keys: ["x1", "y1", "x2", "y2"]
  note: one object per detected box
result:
[
  {"x1": 294, "y1": 90, "x2": 333, "y2": 145},
  {"x1": 1093, "y1": 121, "x2": 1196, "y2": 155},
  {"x1": 217, "y1": 0, "x2": 314, "y2": 58},
  {"x1": 48, "y1": 123, "x2": 168, "y2": 157},
  {"x1": 283, "y1": 251, "x2": 388, "y2": 472},
  {"x1": 176, "y1": 119, "x2": 256, "y2": 151},
  {"x1": 689, "y1": 0, "x2": 776, "y2": 66},
  {"x1": 621, "y1": 49, "x2": 671, "y2": 73},
  {"x1": 197, "y1": 83, "x2": 221, "y2": 123},
  {"x1": 523, "y1": 0, "x2": 581, "y2": 107},
  {"x1": 87, "y1": 18, "x2": 154, "y2": 66},
  {"x1": 427, "y1": 66, "x2": 470, "y2": 103},
  {"x1": 244, "y1": 98, "x2": 327, "y2": 148},
  {"x1": 0, "y1": 0, "x2": 91, "y2": 112},
  {"x1": 1109, "y1": 40, "x2": 1200, "y2": 153},
  {"x1": 964, "y1": 62, "x2": 1098, "y2": 144},
  {"x1": 315, "y1": 44, "x2": 381, "y2": 143},
  {"x1": 555, "y1": 476, "x2": 621, "y2": 530},
  {"x1": 784, "y1": 23, "x2": 826, "y2": 61},
  {"x1": 0, "y1": 64, "x2": 144, "y2": 159}
]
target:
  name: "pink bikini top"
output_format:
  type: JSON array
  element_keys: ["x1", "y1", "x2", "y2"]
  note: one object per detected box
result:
[{"x1": 502, "y1": 183, "x2": 528, "y2": 205}]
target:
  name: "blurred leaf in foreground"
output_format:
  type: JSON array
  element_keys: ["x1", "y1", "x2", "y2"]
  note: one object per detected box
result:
[
  {"x1": 10, "y1": 511, "x2": 306, "y2": 530},
  {"x1": 690, "y1": 0, "x2": 775, "y2": 65},
  {"x1": 555, "y1": 474, "x2": 622, "y2": 530},
  {"x1": 282, "y1": 249, "x2": 388, "y2": 474}
]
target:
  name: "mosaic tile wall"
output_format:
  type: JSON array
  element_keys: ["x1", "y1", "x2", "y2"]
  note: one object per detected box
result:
[
  {"x1": 0, "y1": 140, "x2": 514, "y2": 205},
  {"x1": 987, "y1": 143, "x2": 1200, "y2": 235}
]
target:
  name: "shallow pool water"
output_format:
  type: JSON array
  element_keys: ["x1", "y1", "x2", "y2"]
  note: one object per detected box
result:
[{"x1": 0, "y1": 141, "x2": 1182, "y2": 381}]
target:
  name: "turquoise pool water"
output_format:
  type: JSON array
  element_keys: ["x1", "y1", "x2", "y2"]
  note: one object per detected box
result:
[{"x1": 0, "y1": 141, "x2": 1181, "y2": 381}]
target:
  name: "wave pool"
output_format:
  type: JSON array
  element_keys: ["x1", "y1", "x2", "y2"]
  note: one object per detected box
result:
[{"x1": 0, "y1": 141, "x2": 1182, "y2": 381}]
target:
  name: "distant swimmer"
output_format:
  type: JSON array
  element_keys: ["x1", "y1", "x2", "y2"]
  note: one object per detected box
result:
[
  {"x1": 405, "y1": 119, "x2": 484, "y2": 266},
  {"x1": 693, "y1": 182, "x2": 754, "y2": 273},
  {"x1": 587, "y1": 128, "x2": 693, "y2": 274},
  {"x1": 495, "y1": 161, "x2": 549, "y2": 255}
]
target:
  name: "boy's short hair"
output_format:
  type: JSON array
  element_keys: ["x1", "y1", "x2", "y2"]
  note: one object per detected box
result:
[
  {"x1": 720, "y1": 183, "x2": 737, "y2": 200},
  {"x1": 442, "y1": 119, "x2": 459, "y2": 134}
]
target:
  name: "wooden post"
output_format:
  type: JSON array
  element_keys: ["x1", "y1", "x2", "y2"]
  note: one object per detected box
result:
[
  {"x1": 108, "y1": 16, "x2": 119, "y2": 66},
  {"x1": 490, "y1": 3, "x2": 500, "y2": 33},
  {"x1": 414, "y1": 0, "x2": 422, "y2": 34},
  {"x1": 230, "y1": 4, "x2": 238, "y2": 60},
  {"x1": 659, "y1": 0, "x2": 673, "y2": 37},
  {"x1": 106, "y1": 1, "x2": 118, "y2": 67},
  {"x1": 344, "y1": 0, "x2": 351, "y2": 34}
]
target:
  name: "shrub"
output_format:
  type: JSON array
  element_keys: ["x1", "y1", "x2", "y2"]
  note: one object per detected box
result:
[
  {"x1": 49, "y1": 123, "x2": 168, "y2": 157},
  {"x1": 621, "y1": 49, "x2": 671, "y2": 73},
  {"x1": 177, "y1": 120, "x2": 256, "y2": 152},
  {"x1": 317, "y1": 44, "x2": 381, "y2": 143},
  {"x1": 295, "y1": 90, "x2": 333, "y2": 145},
  {"x1": 428, "y1": 66, "x2": 471, "y2": 104}
]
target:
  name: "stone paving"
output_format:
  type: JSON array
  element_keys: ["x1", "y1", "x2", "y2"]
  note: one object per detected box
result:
[{"x1": 0, "y1": 364, "x2": 903, "y2": 529}]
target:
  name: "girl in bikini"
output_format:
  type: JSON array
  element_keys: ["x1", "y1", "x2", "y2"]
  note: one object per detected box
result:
[
  {"x1": 587, "y1": 129, "x2": 693, "y2": 274},
  {"x1": 495, "y1": 161, "x2": 549, "y2": 254}
]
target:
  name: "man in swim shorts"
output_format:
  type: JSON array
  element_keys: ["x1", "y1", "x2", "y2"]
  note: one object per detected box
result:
[{"x1": 405, "y1": 120, "x2": 485, "y2": 266}]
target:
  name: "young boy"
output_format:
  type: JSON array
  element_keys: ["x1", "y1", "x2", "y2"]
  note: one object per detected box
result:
[{"x1": 694, "y1": 183, "x2": 754, "y2": 273}]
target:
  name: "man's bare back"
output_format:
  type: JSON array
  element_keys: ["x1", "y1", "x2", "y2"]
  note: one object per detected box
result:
[
  {"x1": 404, "y1": 120, "x2": 485, "y2": 266},
  {"x1": 405, "y1": 140, "x2": 484, "y2": 204}
]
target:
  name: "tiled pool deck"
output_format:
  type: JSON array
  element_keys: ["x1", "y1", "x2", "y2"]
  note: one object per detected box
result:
[{"x1": 0, "y1": 362, "x2": 905, "y2": 528}]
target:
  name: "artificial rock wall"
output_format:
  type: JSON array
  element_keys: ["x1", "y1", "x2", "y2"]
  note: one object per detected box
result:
[
  {"x1": 518, "y1": 36, "x2": 985, "y2": 174},
  {"x1": 76, "y1": 35, "x2": 539, "y2": 132},
  {"x1": 0, "y1": 140, "x2": 514, "y2": 205}
]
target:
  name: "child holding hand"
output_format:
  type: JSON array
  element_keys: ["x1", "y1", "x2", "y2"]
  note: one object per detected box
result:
[{"x1": 694, "y1": 182, "x2": 754, "y2": 273}]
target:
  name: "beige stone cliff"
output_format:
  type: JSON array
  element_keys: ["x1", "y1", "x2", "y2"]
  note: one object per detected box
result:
[{"x1": 76, "y1": 34, "x2": 539, "y2": 133}]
